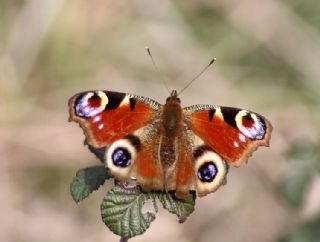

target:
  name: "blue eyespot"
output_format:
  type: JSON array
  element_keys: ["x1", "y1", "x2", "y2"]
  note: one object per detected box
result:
[
  {"x1": 112, "y1": 148, "x2": 132, "y2": 167},
  {"x1": 197, "y1": 162, "x2": 217, "y2": 182},
  {"x1": 75, "y1": 93, "x2": 103, "y2": 118}
]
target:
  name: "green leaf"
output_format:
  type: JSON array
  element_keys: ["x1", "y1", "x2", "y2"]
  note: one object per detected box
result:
[
  {"x1": 83, "y1": 139, "x2": 106, "y2": 163},
  {"x1": 287, "y1": 143, "x2": 320, "y2": 165},
  {"x1": 101, "y1": 184, "x2": 197, "y2": 238},
  {"x1": 278, "y1": 216, "x2": 320, "y2": 242},
  {"x1": 70, "y1": 166, "x2": 110, "y2": 203},
  {"x1": 157, "y1": 192, "x2": 196, "y2": 223},
  {"x1": 278, "y1": 169, "x2": 312, "y2": 208},
  {"x1": 101, "y1": 184, "x2": 156, "y2": 238}
]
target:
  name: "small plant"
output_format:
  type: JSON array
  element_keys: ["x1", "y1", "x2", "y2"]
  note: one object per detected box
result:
[{"x1": 70, "y1": 144, "x2": 196, "y2": 240}]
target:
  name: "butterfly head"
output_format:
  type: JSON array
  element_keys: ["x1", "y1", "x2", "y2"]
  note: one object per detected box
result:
[{"x1": 166, "y1": 90, "x2": 181, "y2": 104}]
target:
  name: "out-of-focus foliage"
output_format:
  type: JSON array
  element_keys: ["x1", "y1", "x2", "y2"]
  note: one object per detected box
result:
[
  {"x1": 283, "y1": 0, "x2": 320, "y2": 29},
  {"x1": 1, "y1": 1, "x2": 320, "y2": 242},
  {"x1": 279, "y1": 169, "x2": 312, "y2": 208},
  {"x1": 287, "y1": 144, "x2": 320, "y2": 168},
  {"x1": 279, "y1": 217, "x2": 320, "y2": 242},
  {"x1": 279, "y1": 144, "x2": 320, "y2": 208},
  {"x1": 278, "y1": 143, "x2": 320, "y2": 241}
]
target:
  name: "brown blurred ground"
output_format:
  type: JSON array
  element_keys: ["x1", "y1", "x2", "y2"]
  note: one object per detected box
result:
[{"x1": 1, "y1": 1, "x2": 320, "y2": 242}]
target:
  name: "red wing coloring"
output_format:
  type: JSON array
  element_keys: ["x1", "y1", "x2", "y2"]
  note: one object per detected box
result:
[
  {"x1": 68, "y1": 91, "x2": 160, "y2": 147},
  {"x1": 185, "y1": 106, "x2": 272, "y2": 166}
]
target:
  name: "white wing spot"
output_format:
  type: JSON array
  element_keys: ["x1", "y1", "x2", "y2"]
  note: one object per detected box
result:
[
  {"x1": 239, "y1": 133, "x2": 246, "y2": 142},
  {"x1": 93, "y1": 115, "x2": 102, "y2": 123},
  {"x1": 98, "y1": 124, "x2": 104, "y2": 130}
]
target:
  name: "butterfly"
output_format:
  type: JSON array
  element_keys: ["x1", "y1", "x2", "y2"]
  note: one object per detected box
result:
[{"x1": 68, "y1": 89, "x2": 272, "y2": 198}]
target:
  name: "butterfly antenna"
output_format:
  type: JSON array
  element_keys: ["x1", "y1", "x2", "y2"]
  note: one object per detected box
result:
[
  {"x1": 178, "y1": 58, "x2": 216, "y2": 96},
  {"x1": 146, "y1": 46, "x2": 171, "y2": 94}
]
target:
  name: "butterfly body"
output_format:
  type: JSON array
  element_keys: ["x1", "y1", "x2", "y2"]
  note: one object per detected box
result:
[{"x1": 69, "y1": 90, "x2": 272, "y2": 198}]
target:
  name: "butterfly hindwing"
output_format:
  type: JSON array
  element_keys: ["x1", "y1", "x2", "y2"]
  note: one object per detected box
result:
[
  {"x1": 105, "y1": 125, "x2": 163, "y2": 190},
  {"x1": 166, "y1": 129, "x2": 228, "y2": 198},
  {"x1": 68, "y1": 91, "x2": 161, "y2": 148},
  {"x1": 184, "y1": 105, "x2": 272, "y2": 166}
]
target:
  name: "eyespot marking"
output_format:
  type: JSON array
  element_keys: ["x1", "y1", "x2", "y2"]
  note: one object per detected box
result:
[
  {"x1": 242, "y1": 112, "x2": 255, "y2": 127},
  {"x1": 236, "y1": 110, "x2": 266, "y2": 140},
  {"x1": 106, "y1": 135, "x2": 141, "y2": 179},
  {"x1": 112, "y1": 147, "x2": 132, "y2": 167},
  {"x1": 197, "y1": 162, "x2": 217, "y2": 182},
  {"x1": 75, "y1": 91, "x2": 108, "y2": 118},
  {"x1": 194, "y1": 149, "x2": 228, "y2": 196}
]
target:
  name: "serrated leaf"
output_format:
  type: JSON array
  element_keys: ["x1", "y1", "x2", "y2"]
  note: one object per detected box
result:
[
  {"x1": 157, "y1": 192, "x2": 196, "y2": 223},
  {"x1": 70, "y1": 166, "x2": 110, "y2": 203},
  {"x1": 278, "y1": 169, "x2": 312, "y2": 208},
  {"x1": 84, "y1": 139, "x2": 106, "y2": 162},
  {"x1": 101, "y1": 184, "x2": 156, "y2": 238}
]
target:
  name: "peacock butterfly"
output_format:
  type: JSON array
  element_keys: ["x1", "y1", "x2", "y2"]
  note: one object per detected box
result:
[{"x1": 68, "y1": 88, "x2": 272, "y2": 198}]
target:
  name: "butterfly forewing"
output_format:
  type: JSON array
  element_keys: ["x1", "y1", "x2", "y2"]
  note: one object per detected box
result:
[
  {"x1": 183, "y1": 105, "x2": 272, "y2": 166},
  {"x1": 68, "y1": 91, "x2": 161, "y2": 148}
]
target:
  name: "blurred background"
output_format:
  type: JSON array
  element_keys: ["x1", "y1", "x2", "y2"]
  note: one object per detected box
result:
[{"x1": 1, "y1": 0, "x2": 320, "y2": 242}]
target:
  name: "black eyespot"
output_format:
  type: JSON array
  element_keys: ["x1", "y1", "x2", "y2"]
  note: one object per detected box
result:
[
  {"x1": 197, "y1": 162, "x2": 217, "y2": 182},
  {"x1": 112, "y1": 148, "x2": 132, "y2": 167}
]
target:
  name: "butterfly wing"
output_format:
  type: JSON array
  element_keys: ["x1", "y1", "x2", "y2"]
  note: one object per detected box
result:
[
  {"x1": 168, "y1": 105, "x2": 272, "y2": 197},
  {"x1": 104, "y1": 124, "x2": 164, "y2": 190},
  {"x1": 166, "y1": 129, "x2": 229, "y2": 198},
  {"x1": 183, "y1": 105, "x2": 272, "y2": 166},
  {"x1": 68, "y1": 91, "x2": 161, "y2": 147},
  {"x1": 69, "y1": 91, "x2": 163, "y2": 189}
]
